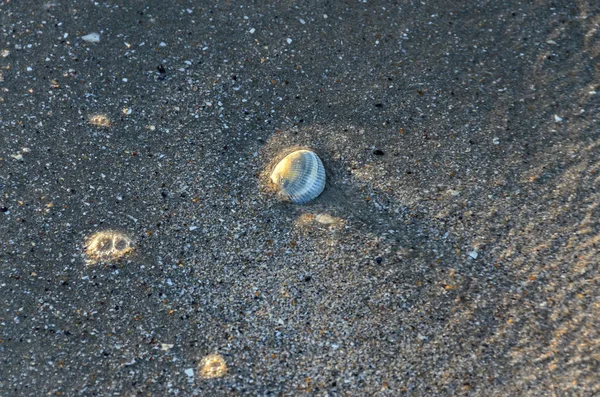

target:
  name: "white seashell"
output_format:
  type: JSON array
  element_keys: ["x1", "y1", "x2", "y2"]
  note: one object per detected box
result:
[{"x1": 270, "y1": 150, "x2": 326, "y2": 204}]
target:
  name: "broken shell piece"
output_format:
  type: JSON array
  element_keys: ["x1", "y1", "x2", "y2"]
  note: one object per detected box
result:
[
  {"x1": 294, "y1": 212, "x2": 343, "y2": 229},
  {"x1": 88, "y1": 114, "x2": 112, "y2": 128},
  {"x1": 81, "y1": 32, "x2": 100, "y2": 43},
  {"x1": 198, "y1": 354, "x2": 228, "y2": 379},
  {"x1": 315, "y1": 213, "x2": 338, "y2": 225},
  {"x1": 270, "y1": 150, "x2": 326, "y2": 204},
  {"x1": 84, "y1": 230, "x2": 133, "y2": 264}
]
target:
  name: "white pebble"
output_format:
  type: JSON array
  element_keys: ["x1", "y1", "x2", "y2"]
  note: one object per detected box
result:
[
  {"x1": 492, "y1": 137, "x2": 500, "y2": 145},
  {"x1": 554, "y1": 114, "x2": 563, "y2": 123},
  {"x1": 159, "y1": 42, "x2": 167, "y2": 47},
  {"x1": 249, "y1": 28, "x2": 255, "y2": 34},
  {"x1": 160, "y1": 343, "x2": 174, "y2": 351},
  {"x1": 81, "y1": 32, "x2": 100, "y2": 43},
  {"x1": 184, "y1": 368, "x2": 194, "y2": 377},
  {"x1": 286, "y1": 38, "x2": 292, "y2": 44},
  {"x1": 468, "y1": 251, "x2": 478, "y2": 259}
]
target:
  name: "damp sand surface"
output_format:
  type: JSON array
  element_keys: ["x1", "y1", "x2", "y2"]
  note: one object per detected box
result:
[{"x1": 1, "y1": 1, "x2": 599, "y2": 396}]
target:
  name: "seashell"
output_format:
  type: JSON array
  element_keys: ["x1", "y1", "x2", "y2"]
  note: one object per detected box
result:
[{"x1": 270, "y1": 149, "x2": 326, "y2": 204}]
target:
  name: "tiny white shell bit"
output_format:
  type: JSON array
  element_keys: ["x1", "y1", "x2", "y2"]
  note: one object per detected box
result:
[{"x1": 271, "y1": 150, "x2": 326, "y2": 204}]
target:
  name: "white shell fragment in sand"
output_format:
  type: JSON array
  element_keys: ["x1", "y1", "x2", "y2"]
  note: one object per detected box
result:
[
  {"x1": 270, "y1": 149, "x2": 326, "y2": 204},
  {"x1": 198, "y1": 354, "x2": 228, "y2": 379},
  {"x1": 84, "y1": 230, "x2": 133, "y2": 264},
  {"x1": 81, "y1": 32, "x2": 100, "y2": 43}
]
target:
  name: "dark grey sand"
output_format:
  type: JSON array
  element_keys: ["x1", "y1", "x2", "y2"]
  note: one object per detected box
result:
[{"x1": 1, "y1": 1, "x2": 599, "y2": 395}]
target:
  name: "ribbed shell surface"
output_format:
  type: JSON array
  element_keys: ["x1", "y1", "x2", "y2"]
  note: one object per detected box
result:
[{"x1": 270, "y1": 150, "x2": 326, "y2": 204}]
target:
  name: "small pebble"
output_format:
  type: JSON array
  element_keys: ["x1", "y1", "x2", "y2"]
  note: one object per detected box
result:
[
  {"x1": 160, "y1": 343, "x2": 174, "y2": 351},
  {"x1": 81, "y1": 32, "x2": 100, "y2": 43}
]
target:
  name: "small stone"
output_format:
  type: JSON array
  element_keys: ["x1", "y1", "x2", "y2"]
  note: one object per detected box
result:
[
  {"x1": 160, "y1": 343, "x2": 174, "y2": 351},
  {"x1": 554, "y1": 114, "x2": 563, "y2": 123},
  {"x1": 468, "y1": 251, "x2": 478, "y2": 259},
  {"x1": 184, "y1": 368, "x2": 194, "y2": 377},
  {"x1": 81, "y1": 32, "x2": 100, "y2": 43},
  {"x1": 286, "y1": 38, "x2": 292, "y2": 44},
  {"x1": 373, "y1": 149, "x2": 384, "y2": 156},
  {"x1": 492, "y1": 137, "x2": 500, "y2": 145}
]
